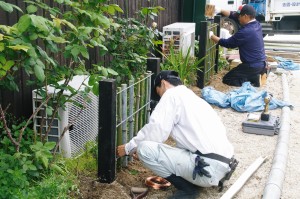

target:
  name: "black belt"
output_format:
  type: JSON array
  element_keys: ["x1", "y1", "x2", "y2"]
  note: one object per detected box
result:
[
  {"x1": 195, "y1": 151, "x2": 231, "y2": 165},
  {"x1": 195, "y1": 151, "x2": 239, "y2": 192}
]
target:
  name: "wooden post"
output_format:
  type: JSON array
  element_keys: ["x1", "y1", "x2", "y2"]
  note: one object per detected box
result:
[{"x1": 98, "y1": 79, "x2": 116, "y2": 183}]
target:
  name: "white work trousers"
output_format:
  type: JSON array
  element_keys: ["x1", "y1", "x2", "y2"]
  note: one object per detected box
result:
[{"x1": 137, "y1": 141, "x2": 231, "y2": 187}]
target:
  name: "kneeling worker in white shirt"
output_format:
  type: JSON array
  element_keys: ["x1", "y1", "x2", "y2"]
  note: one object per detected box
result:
[{"x1": 117, "y1": 70, "x2": 237, "y2": 199}]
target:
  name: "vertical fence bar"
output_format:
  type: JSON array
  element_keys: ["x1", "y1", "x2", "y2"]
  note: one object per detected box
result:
[
  {"x1": 134, "y1": 78, "x2": 141, "y2": 135},
  {"x1": 98, "y1": 79, "x2": 116, "y2": 183},
  {"x1": 121, "y1": 84, "x2": 128, "y2": 167},
  {"x1": 139, "y1": 75, "x2": 145, "y2": 130},
  {"x1": 197, "y1": 21, "x2": 208, "y2": 89},
  {"x1": 146, "y1": 72, "x2": 151, "y2": 122},
  {"x1": 128, "y1": 80, "x2": 134, "y2": 162},
  {"x1": 214, "y1": 15, "x2": 221, "y2": 73},
  {"x1": 116, "y1": 87, "x2": 122, "y2": 169}
]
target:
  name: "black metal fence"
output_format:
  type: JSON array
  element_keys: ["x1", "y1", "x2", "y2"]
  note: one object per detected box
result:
[
  {"x1": 98, "y1": 69, "x2": 157, "y2": 183},
  {"x1": 197, "y1": 16, "x2": 221, "y2": 88}
]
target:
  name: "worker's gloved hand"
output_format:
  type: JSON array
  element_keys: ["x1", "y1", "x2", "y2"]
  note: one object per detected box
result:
[
  {"x1": 192, "y1": 156, "x2": 212, "y2": 180},
  {"x1": 214, "y1": 6, "x2": 221, "y2": 14},
  {"x1": 209, "y1": 31, "x2": 214, "y2": 39}
]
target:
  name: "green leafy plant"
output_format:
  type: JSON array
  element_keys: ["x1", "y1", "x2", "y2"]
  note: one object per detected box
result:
[
  {"x1": 160, "y1": 45, "x2": 204, "y2": 86},
  {"x1": 101, "y1": 6, "x2": 164, "y2": 83}
]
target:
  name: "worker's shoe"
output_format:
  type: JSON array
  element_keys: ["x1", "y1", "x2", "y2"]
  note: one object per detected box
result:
[
  {"x1": 166, "y1": 174, "x2": 200, "y2": 199},
  {"x1": 249, "y1": 74, "x2": 261, "y2": 87}
]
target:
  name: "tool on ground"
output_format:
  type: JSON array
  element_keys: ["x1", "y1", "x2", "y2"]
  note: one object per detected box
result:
[
  {"x1": 242, "y1": 115, "x2": 280, "y2": 136},
  {"x1": 130, "y1": 187, "x2": 149, "y2": 199},
  {"x1": 145, "y1": 176, "x2": 171, "y2": 190},
  {"x1": 261, "y1": 94, "x2": 272, "y2": 121},
  {"x1": 192, "y1": 155, "x2": 212, "y2": 180},
  {"x1": 242, "y1": 93, "x2": 280, "y2": 136}
]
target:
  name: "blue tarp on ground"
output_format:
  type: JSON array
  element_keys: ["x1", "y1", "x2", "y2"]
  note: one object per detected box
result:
[
  {"x1": 202, "y1": 82, "x2": 293, "y2": 112},
  {"x1": 274, "y1": 56, "x2": 300, "y2": 70}
]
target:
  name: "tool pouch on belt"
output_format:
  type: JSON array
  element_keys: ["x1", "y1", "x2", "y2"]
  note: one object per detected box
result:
[
  {"x1": 192, "y1": 155, "x2": 212, "y2": 180},
  {"x1": 218, "y1": 157, "x2": 239, "y2": 192}
]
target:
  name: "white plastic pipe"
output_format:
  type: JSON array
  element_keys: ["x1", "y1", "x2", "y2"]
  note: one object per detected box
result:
[
  {"x1": 220, "y1": 156, "x2": 267, "y2": 199},
  {"x1": 262, "y1": 74, "x2": 291, "y2": 199}
]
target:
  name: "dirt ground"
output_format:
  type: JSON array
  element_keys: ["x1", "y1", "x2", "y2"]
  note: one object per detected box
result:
[{"x1": 76, "y1": 63, "x2": 300, "y2": 199}]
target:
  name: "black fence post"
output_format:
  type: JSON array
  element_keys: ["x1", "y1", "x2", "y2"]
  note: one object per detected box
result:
[
  {"x1": 197, "y1": 21, "x2": 208, "y2": 89},
  {"x1": 147, "y1": 57, "x2": 161, "y2": 113},
  {"x1": 98, "y1": 79, "x2": 116, "y2": 183},
  {"x1": 214, "y1": 15, "x2": 221, "y2": 73}
]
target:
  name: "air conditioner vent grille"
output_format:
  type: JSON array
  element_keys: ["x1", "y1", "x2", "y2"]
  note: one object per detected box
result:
[{"x1": 68, "y1": 92, "x2": 98, "y2": 157}]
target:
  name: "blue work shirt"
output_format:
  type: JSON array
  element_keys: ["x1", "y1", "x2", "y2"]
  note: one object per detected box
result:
[{"x1": 218, "y1": 12, "x2": 266, "y2": 67}]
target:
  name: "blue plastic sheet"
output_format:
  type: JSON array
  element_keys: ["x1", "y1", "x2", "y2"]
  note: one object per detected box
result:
[
  {"x1": 202, "y1": 82, "x2": 293, "y2": 112},
  {"x1": 274, "y1": 56, "x2": 300, "y2": 70}
]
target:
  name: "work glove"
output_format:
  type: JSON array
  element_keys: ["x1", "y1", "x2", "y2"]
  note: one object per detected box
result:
[
  {"x1": 192, "y1": 156, "x2": 212, "y2": 180},
  {"x1": 209, "y1": 31, "x2": 214, "y2": 39}
]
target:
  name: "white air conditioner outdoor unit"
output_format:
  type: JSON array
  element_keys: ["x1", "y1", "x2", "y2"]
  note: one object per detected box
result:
[
  {"x1": 162, "y1": 22, "x2": 196, "y2": 57},
  {"x1": 32, "y1": 75, "x2": 98, "y2": 158}
]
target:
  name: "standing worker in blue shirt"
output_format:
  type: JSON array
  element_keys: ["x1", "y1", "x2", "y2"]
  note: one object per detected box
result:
[{"x1": 209, "y1": 4, "x2": 267, "y2": 87}]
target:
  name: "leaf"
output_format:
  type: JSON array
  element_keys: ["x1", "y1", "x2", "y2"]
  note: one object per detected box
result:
[
  {"x1": 41, "y1": 156, "x2": 49, "y2": 168},
  {"x1": 0, "y1": 55, "x2": 6, "y2": 65},
  {"x1": 107, "y1": 68, "x2": 118, "y2": 76},
  {"x1": 101, "y1": 68, "x2": 108, "y2": 77},
  {"x1": 26, "y1": 5, "x2": 37, "y2": 14},
  {"x1": 29, "y1": 33, "x2": 38, "y2": 40},
  {"x1": 44, "y1": 141, "x2": 56, "y2": 150},
  {"x1": 112, "y1": 4, "x2": 123, "y2": 13},
  {"x1": 11, "y1": 4, "x2": 23, "y2": 13},
  {"x1": 46, "y1": 106, "x2": 53, "y2": 116},
  {"x1": 61, "y1": 19, "x2": 77, "y2": 31},
  {"x1": 97, "y1": 15, "x2": 110, "y2": 29},
  {"x1": 7, "y1": 45, "x2": 30, "y2": 52},
  {"x1": 50, "y1": 164, "x2": 66, "y2": 175},
  {"x1": 92, "y1": 82, "x2": 99, "y2": 96},
  {"x1": 34, "y1": 64, "x2": 45, "y2": 82},
  {"x1": 28, "y1": 164, "x2": 37, "y2": 171},
  {"x1": 71, "y1": 45, "x2": 89, "y2": 59},
  {"x1": 3, "y1": 60, "x2": 14, "y2": 71},
  {"x1": 0, "y1": 69, "x2": 6, "y2": 77},
  {"x1": 0, "y1": 33, "x2": 3, "y2": 41},
  {"x1": 0, "y1": 43, "x2": 4, "y2": 52},
  {"x1": 48, "y1": 34, "x2": 67, "y2": 43},
  {"x1": 0, "y1": 1, "x2": 13, "y2": 13},
  {"x1": 17, "y1": 14, "x2": 31, "y2": 33},
  {"x1": 30, "y1": 15, "x2": 50, "y2": 33}
]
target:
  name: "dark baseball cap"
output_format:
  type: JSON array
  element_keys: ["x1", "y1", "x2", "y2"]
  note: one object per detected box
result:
[
  {"x1": 237, "y1": 4, "x2": 256, "y2": 17},
  {"x1": 152, "y1": 70, "x2": 181, "y2": 101}
]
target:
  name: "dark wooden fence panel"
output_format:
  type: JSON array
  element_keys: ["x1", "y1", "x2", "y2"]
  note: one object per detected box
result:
[{"x1": 0, "y1": 0, "x2": 181, "y2": 118}]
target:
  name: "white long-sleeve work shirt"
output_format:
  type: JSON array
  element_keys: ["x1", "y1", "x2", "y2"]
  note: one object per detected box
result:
[{"x1": 125, "y1": 85, "x2": 234, "y2": 159}]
